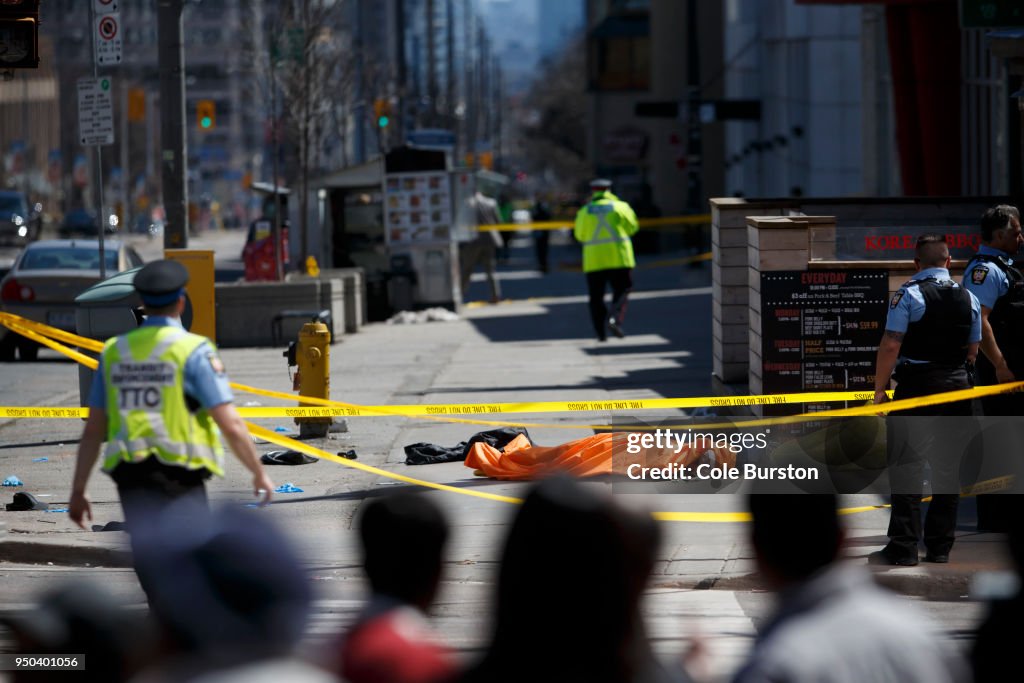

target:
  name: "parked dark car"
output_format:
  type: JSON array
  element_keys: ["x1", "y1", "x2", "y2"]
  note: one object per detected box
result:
[
  {"x1": 0, "y1": 190, "x2": 41, "y2": 245},
  {"x1": 58, "y1": 209, "x2": 117, "y2": 238}
]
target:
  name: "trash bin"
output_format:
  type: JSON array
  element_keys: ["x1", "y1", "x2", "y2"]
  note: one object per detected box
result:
[
  {"x1": 388, "y1": 254, "x2": 417, "y2": 313},
  {"x1": 74, "y1": 267, "x2": 143, "y2": 407}
]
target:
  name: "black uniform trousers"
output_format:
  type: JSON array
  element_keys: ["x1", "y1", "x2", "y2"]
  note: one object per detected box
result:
[
  {"x1": 884, "y1": 364, "x2": 972, "y2": 561},
  {"x1": 110, "y1": 457, "x2": 212, "y2": 602},
  {"x1": 586, "y1": 268, "x2": 632, "y2": 340}
]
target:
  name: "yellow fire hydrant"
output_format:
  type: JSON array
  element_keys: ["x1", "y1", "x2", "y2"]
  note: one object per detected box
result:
[{"x1": 289, "y1": 320, "x2": 332, "y2": 438}]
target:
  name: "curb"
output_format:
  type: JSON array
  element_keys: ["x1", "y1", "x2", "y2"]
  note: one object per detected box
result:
[
  {"x1": 0, "y1": 540, "x2": 132, "y2": 568},
  {"x1": 653, "y1": 566, "x2": 974, "y2": 601},
  {"x1": 0, "y1": 540, "x2": 986, "y2": 600}
]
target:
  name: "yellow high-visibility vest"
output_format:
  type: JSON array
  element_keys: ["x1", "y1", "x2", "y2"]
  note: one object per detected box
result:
[
  {"x1": 101, "y1": 326, "x2": 225, "y2": 476},
  {"x1": 573, "y1": 191, "x2": 639, "y2": 272}
]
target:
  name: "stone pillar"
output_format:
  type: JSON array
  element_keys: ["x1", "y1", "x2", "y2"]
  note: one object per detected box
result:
[
  {"x1": 710, "y1": 198, "x2": 795, "y2": 384},
  {"x1": 746, "y1": 216, "x2": 835, "y2": 396}
]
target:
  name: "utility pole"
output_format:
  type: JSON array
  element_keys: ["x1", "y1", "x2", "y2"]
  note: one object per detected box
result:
[
  {"x1": 464, "y1": 0, "x2": 476, "y2": 168},
  {"x1": 120, "y1": 79, "x2": 129, "y2": 233},
  {"x1": 426, "y1": 0, "x2": 437, "y2": 126},
  {"x1": 396, "y1": 0, "x2": 407, "y2": 144},
  {"x1": 300, "y1": 0, "x2": 311, "y2": 272},
  {"x1": 493, "y1": 62, "x2": 502, "y2": 171},
  {"x1": 269, "y1": 29, "x2": 283, "y2": 281},
  {"x1": 158, "y1": 0, "x2": 188, "y2": 249},
  {"x1": 88, "y1": 0, "x2": 107, "y2": 279},
  {"x1": 445, "y1": 0, "x2": 454, "y2": 127},
  {"x1": 21, "y1": 73, "x2": 29, "y2": 202},
  {"x1": 685, "y1": 0, "x2": 702, "y2": 215},
  {"x1": 477, "y1": 28, "x2": 489, "y2": 149}
]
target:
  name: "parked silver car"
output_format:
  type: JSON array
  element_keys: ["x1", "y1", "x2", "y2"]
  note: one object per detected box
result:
[{"x1": 0, "y1": 239, "x2": 144, "y2": 361}]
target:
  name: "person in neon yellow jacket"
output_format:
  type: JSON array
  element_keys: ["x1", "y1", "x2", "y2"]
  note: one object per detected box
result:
[
  {"x1": 69, "y1": 260, "x2": 274, "y2": 599},
  {"x1": 573, "y1": 179, "x2": 639, "y2": 341}
]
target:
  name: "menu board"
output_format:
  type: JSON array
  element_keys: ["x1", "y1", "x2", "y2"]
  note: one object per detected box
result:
[
  {"x1": 383, "y1": 171, "x2": 453, "y2": 245},
  {"x1": 760, "y1": 270, "x2": 888, "y2": 413}
]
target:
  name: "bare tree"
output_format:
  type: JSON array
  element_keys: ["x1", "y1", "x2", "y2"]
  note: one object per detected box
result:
[
  {"x1": 519, "y1": 38, "x2": 590, "y2": 193},
  {"x1": 242, "y1": 0, "x2": 346, "y2": 273}
]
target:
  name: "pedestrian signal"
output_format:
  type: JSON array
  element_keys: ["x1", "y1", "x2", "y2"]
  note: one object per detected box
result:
[{"x1": 0, "y1": 0, "x2": 41, "y2": 69}]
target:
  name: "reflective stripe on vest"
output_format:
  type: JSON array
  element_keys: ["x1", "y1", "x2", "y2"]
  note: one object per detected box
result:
[
  {"x1": 102, "y1": 326, "x2": 225, "y2": 476},
  {"x1": 582, "y1": 204, "x2": 630, "y2": 246}
]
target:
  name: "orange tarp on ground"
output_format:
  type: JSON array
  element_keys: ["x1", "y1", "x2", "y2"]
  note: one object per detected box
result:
[{"x1": 464, "y1": 432, "x2": 736, "y2": 481}]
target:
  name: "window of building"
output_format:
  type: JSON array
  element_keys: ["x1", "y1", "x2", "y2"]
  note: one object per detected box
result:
[
  {"x1": 590, "y1": 35, "x2": 650, "y2": 90},
  {"x1": 587, "y1": 14, "x2": 650, "y2": 91}
]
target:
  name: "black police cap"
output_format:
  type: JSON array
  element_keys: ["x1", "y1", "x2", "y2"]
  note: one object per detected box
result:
[{"x1": 134, "y1": 260, "x2": 189, "y2": 305}]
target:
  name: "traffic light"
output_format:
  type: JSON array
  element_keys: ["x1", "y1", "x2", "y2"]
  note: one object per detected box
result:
[
  {"x1": 373, "y1": 98, "x2": 391, "y2": 128},
  {"x1": 0, "y1": 0, "x2": 41, "y2": 70},
  {"x1": 197, "y1": 99, "x2": 216, "y2": 130},
  {"x1": 128, "y1": 88, "x2": 146, "y2": 122}
]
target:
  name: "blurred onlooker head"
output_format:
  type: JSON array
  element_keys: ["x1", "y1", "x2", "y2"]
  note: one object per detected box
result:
[
  {"x1": 2, "y1": 581, "x2": 145, "y2": 683},
  {"x1": 360, "y1": 491, "x2": 450, "y2": 609},
  {"x1": 464, "y1": 476, "x2": 662, "y2": 683},
  {"x1": 131, "y1": 503, "x2": 312, "y2": 666},
  {"x1": 748, "y1": 494, "x2": 842, "y2": 586}
]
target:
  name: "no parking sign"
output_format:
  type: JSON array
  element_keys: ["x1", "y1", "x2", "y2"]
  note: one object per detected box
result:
[{"x1": 94, "y1": 1, "x2": 122, "y2": 66}]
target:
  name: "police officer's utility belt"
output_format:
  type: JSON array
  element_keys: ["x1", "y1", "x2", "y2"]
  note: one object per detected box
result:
[{"x1": 893, "y1": 361, "x2": 969, "y2": 381}]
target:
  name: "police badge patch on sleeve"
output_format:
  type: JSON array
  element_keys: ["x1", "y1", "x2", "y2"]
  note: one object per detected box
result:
[
  {"x1": 971, "y1": 267, "x2": 988, "y2": 285},
  {"x1": 889, "y1": 290, "x2": 904, "y2": 309},
  {"x1": 207, "y1": 353, "x2": 226, "y2": 375}
]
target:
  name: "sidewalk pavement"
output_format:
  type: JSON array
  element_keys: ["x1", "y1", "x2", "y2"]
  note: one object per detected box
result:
[{"x1": 0, "y1": 239, "x2": 1015, "y2": 605}]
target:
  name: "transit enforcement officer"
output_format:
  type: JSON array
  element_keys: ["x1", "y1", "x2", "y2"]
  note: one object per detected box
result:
[
  {"x1": 69, "y1": 260, "x2": 274, "y2": 536},
  {"x1": 573, "y1": 179, "x2": 639, "y2": 341},
  {"x1": 869, "y1": 234, "x2": 980, "y2": 566},
  {"x1": 962, "y1": 204, "x2": 1024, "y2": 531}
]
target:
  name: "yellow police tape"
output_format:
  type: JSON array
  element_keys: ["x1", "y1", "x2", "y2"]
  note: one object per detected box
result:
[
  {"x1": 3, "y1": 310, "x2": 1024, "y2": 434},
  {"x1": 4, "y1": 312, "x2": 1014, "y2": 516},
  {"x1": 960, "y1": 475, "x2": 1016, "y2": 498},
  {"x1": 479, "y1": 214, "x2": 711, "y2": 232}
]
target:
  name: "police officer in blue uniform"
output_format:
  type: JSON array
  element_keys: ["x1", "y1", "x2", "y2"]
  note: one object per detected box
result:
[
  {"x1": 962, "y1": 204, "x2": 1024, "y2": 531},
  {"x1": 69, "y1": 260, "x2": 274, "y2": 534},
  {"x1": 869, "y1": 234, "x2": 981, "y2": 566}
]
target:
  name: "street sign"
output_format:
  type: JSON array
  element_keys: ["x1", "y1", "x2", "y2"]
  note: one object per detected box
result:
[
  {"x1": 95, "y1": 11, "x2": 122, "y2": 65},
  {"x1": 636, "y1": 99, "x2": 761, "y2": 121},
  {"x1": 94, "y1": 0, "x2": 118, "y2": 15},
  {"x1": 407, "y1": 129, "x2": 456, "y2": 149},
  {"x1": 78, "y1": 77, "x2": 114, "y2": 146},
  {"x1": 635, "y1": 101, "x2": 680, "y2": 118}
]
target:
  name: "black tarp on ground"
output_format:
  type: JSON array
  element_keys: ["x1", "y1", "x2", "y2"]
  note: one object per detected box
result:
[{"x1": 404, "y1": 428, "x2": 532, "y2": 465}]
